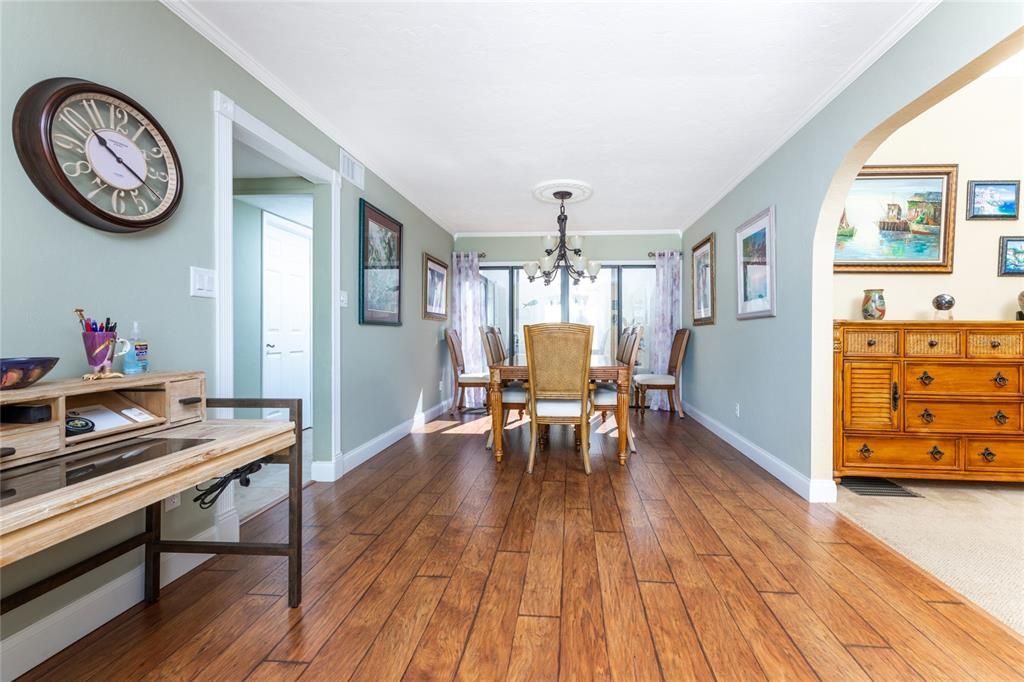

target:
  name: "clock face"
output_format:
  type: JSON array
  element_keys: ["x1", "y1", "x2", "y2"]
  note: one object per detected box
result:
[{"x1": 13, "y1": 78, "x2": 183, "y2": 233}]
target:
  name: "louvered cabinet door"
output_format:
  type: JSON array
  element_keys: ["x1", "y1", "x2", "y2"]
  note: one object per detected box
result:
[{"x1": 843, "y1": 361, "x2": 899, "y2": 431}]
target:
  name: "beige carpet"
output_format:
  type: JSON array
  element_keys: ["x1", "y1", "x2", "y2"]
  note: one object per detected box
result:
[{"x1": 831, "y1": 479, "x2": 1024, "y2": 635}]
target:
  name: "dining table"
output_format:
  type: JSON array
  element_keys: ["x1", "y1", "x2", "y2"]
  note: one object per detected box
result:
[{"x1": 487, "y1": 354, "x2": 632, "y2": 466}]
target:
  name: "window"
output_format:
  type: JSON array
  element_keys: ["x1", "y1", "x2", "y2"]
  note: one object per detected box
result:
[{"x1": 482, "y1": 264, "x2": 654, "y2": 362}]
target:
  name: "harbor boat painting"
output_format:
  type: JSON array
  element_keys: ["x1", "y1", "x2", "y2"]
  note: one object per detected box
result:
[{"x1": 834, "y1": 165, "x2": 957, "y2": 273}]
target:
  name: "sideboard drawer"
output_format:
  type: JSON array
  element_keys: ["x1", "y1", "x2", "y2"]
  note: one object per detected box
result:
[
  {"x1": 168, "y1": 379, "x2": 204, "y2": 423},
  {"x1": 905, "y1": 363, "x2": 1020, "y2": 395},
  {"x1": 0, "y1": 423, "x2": 62, "y2": 467},
  {"x1": 843, "y1": 435, "x2": 958, "y2": 470},
  {"x1": 964, "y1": 439, "x2": 1024, "y2": 473},
  {"x1": 845, "y1": 330, "x2": 898, "y2": 356},
  {"x1": 905, "y1": 331, "x2": 961, "y2": 357},
  {"x1": 905, "y1": 400, "x2": 1021, "y2": 433},
  {"x1": 967, "y1": 331, "x2": 1022, "y2": 358}
]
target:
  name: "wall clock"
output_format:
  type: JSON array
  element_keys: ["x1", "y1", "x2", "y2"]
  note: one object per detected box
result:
[{"x1": 12, "y1": 78, "x2": 183, "y2": 234}]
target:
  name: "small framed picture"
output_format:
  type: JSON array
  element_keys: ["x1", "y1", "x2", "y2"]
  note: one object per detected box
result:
[
  {"x1": 967, "y1": 181, "x2": 1019, "y2": 220},
  {"x1": 998, "y1": 236, "x2": 1024, "y2": 276},
  {"x1": 358, "y1": 199, "x2": 403, "y2": 326},
  {"x1": 691, "y1": 232, "x2": 715, "y2": 325},
  {"x1": 422, "y1": 253, "x2": 449, "y2": 320},
  {"x1": 735, "y1": 206, "x2": 777, "y2": 320}
]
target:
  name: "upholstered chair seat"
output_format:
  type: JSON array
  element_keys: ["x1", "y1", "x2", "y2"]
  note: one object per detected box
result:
[{"x1": 633, "y1": 373, "x2": 675, "y2": 386}]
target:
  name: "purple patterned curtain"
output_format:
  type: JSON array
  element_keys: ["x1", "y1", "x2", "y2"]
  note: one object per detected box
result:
[
  {"x1": 649, "y1": 251, "x2": 682, "y2": 411},
  {"x1": 451, "y1": 252, "x2": 486, "y2": 407}
]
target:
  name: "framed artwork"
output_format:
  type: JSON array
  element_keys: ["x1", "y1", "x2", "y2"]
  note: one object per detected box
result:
[
  {"x1": 998, "y1": 236, "x2": 1024, "y2": 276},
  {"x1": 358, "y1": 199, "x2": 402, "y2": 325},
  {"x1": 691, "y1": 232, "x2": 715, "y2": 325},
  {"x1": 735, "y1": 206, "x2": 777, "y2": 320},
  {"x1": 833, "y1": 165, "x2": 958, "y2": 273},
  {"x1": 422, "y1": 253, "x2": 449, "y2": 320},
  {"x1": 967, "y1": 180, "x2": 1019, "y2": 220}
]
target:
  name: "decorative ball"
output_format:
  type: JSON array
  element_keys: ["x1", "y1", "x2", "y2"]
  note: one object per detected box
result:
[{"x1": 932, "y1": 294, "x2": 955, "y2": 311}]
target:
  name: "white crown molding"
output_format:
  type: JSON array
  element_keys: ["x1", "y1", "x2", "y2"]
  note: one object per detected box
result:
[
  {"x1": 454, "y1": 228, "x2": 683, "y2": 240},
  {"x1": 680, "y1": 0, "x2": 940, "y2": 236},
  {"x1": 159, "y1": 0, "x2": 456, "y2": 235}
]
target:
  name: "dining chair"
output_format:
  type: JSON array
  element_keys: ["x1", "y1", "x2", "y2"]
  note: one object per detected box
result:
[
  {"x1": 615, "y1": 325, "x2": 636, "y2": 363},
  {"x1": 524, "y1": 323, "x2": 594, "y2": 474},
  {"x1": 635, "y1": 328, "x2": 690, "y2": 420},
  {"x1": 446, "y1": 329, "x2": 489, "y2": 415},
  {"x1": 480, "y1": 327, "x2": 527, "y2": 448},
  {"x1": 593, "y1": 326, "x2": 642, "y2": 451}
]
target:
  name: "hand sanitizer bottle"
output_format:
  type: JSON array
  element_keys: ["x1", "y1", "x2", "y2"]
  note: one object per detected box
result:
[{"x1": 123, "y1": 321, "x2": 149, "y2": 375}]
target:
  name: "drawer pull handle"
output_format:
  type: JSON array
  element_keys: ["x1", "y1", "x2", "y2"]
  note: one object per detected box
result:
[
  {"x1": 0, "y1": 488, "x2": 15, "y2": 500},
  {"x1": 927, "y1": 339, "x2": 938, "y2": 348},
  {"x1": 0, "y1": 447, "x2": 15, "y2": 458},
  {"x1": 858, "y1": 444, "x2": 873, "y2": 459},
  {"x1": 919, "y1": 408, "x2": 935, "y2": 424},
  {"x1": 992, "y1": 410, "x2": 1009, "y2": 425},
  {"x1": 917, "y1": 371, "x2": 934, "y2": 386},
  {"x1": 928, "y1": 446, "x2": 944, "y2": 461},
  {"x1": 990, "y1": 339, "x2": 1001, "y2": 348},
  {"x1": 979, "y1": 448, "x2": 997, "y2": 463},
  {"x1": 992, "y1": 372, "x2": 1009, "y2": 388},
  {"x1": 178, "y1": 397, "x2": 202, "y2": 405},
  {"x1": 892, "y1": 382, "x2": 899, "y2": 412},
  {"x1": 866, "y1": 339, "x2": 877, "y2": 347}
]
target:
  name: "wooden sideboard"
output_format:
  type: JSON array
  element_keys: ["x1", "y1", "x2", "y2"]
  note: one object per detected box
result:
[{"x1": 833, "y1": 321, "x2": 1024, "y2": 483}]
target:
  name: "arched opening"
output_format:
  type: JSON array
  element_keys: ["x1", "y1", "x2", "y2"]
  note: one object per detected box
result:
[{"x1": 808, "y1": 34, "x2": 1024, "y2": 484}]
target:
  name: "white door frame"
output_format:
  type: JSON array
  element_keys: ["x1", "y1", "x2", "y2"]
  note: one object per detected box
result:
[{"x1": 213, "y1": 90, "x2": 342, "y2": 467}]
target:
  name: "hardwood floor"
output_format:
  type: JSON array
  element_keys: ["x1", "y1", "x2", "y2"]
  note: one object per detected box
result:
[{"x1": 23, "y1": 412, "x2": 1024, "y2": 681}]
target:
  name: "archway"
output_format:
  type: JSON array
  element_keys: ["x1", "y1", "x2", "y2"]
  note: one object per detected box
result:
[{"x1": 808, "y1": 34, "x2": 1024, "y2": 486}]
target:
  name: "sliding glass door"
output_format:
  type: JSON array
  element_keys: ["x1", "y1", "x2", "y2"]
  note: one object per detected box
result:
[{"x1": 568, "y1": 269, "x2": 616, "y2": 357}]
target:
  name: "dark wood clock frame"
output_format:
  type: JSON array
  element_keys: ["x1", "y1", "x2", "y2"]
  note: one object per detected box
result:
[{"x1": 12, "y1": 78, "x2": 184, "y2": 234}]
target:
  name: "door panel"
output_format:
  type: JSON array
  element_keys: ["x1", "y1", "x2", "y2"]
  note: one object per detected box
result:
[{"x1": 843, "y1": 361, "x2": 899, "y2": 431}]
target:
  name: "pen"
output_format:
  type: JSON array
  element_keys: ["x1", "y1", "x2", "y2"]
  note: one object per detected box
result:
[
  {"x1": 104, "y1": 317, "x2": 111, "y2": 330},
  {"x1": 91, "y1": 321, "x2": 98, "y2": 332}
]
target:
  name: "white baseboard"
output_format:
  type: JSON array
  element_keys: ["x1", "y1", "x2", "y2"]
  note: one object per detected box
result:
[
  {"x1": 0, "y1": 520, "x2": 231, "y2": 682},
  {"x1": 311, "y1": 399, "x2": 451, "y2": 482},
  {"x1": 681, "y1": 401, "x2": 837, "y2": 503}
]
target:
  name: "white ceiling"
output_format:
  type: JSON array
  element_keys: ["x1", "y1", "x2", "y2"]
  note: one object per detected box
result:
[
  {"x1": 183, "y1": 1, "x2": 934, "y2": 235},
  {"x1": 232, "y1": 138, "x2": 299, "y2": 178}
]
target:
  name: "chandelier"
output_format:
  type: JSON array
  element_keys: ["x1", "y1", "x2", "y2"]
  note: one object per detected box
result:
[{"x1": 523, "y1": 191, "x2": 601, "y2": 285}]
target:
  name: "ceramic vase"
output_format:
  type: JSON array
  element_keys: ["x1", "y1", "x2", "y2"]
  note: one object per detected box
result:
[{"x1": 862, "y1": 289, "x2": 886, "y2": 320}]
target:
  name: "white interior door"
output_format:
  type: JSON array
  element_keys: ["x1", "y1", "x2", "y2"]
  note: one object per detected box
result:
[{"x1": 262, "y1": 213, "x2": 312, "y2": 425}]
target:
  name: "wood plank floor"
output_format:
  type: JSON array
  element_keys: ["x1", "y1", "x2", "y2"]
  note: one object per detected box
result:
[{"x1": 23, "y1": 411, "x2": 1024, "y2": 681}]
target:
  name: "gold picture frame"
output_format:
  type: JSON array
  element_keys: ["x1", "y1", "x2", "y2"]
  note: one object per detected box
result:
[{"x1": 691, "y1": 232, "x2": 715, "y2": 325}]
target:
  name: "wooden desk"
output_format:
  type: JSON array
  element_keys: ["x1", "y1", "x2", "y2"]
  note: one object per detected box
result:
[
  {"x1": 0, "y1": 374, "x2": 302, "y2": 612},
  {"x1": 488, "y1": 355, "x2": 632, "y2": 465}
]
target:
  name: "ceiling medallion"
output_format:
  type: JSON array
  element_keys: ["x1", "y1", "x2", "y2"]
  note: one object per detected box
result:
[{"x1": 532, "y1": 179, "x2": 593, "y2": 204}]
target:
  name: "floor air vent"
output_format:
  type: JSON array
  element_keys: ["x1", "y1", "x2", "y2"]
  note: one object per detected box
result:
[{"x1": 841, "y1": 477, "x2": 922, "y2": 498}]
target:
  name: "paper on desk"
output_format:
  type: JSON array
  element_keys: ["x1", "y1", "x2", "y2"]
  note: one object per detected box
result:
[{"x1": 67, "y1": 404, "x2": 131, "y2": 431}]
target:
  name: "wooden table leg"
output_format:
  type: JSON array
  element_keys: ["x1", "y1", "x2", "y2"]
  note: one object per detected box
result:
[
  {"x1": 489, "y1": 369, "x2": 504, "y2": 463},
  {"x1": 144, "y1": 501, "x2": 161, "y2": 603},
  {"x1": 616, "y1": 380, "x2": 630, "y2": 466}
]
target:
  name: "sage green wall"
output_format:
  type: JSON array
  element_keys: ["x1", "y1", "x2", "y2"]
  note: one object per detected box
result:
[
  {"x1": 0, "y1": 0, "x2": 451, "y2": 640},
  {"x1": 679, "y1": 3, "x2": 1023, "y2": 482},
  {"x1": 455, "y1": 232, "x2": 681, "y2": 263},
  {"x1": 233, "y1": 198, "x2": 264, "y2": 411}
]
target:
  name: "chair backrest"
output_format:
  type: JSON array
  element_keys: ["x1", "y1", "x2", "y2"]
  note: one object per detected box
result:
[
  {"x1": 479, "y1": 326, "x2": 496, "y2": 366},
  {"x1": 493, "y1": 328, "x2": 508, "y2": 361},
  {"x1": 524, "y1": 323, "x2": 593, "y2": 401},
  {"x1": 615, "y1": 325, "x2": 634, "y2": 363},
  {"x1": 625, "y1": 326, "x2": 644, "y2": 372},
  {"x1": 446, "y1": 328, "x2": 465, "y2": 374},
  {"x1": 668, "y1": 328, "x2": 691, "y2": 377}
]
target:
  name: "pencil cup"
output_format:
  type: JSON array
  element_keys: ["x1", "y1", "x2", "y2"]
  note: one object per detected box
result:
[{"x1": 82, "y1": 331, "x2": 130, "y2": 377}]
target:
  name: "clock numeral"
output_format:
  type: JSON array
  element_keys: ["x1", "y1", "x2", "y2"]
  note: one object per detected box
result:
[
  {"x1": 147, "y1": 167, "x2": 169, "y2": 183},
  {"x1": 58, "y1": 107, "x2": 93, "y2": 140},
  {"x1": 108, "y1": 105, "x2": 130, "y2": 134},
  {"x1": 129, "y1": 189, "x2": 149, "y2": 214},
  {"x1": 86, "y1": 176, "x2": 109, "y2": 200},
  {"x1": 81, "y1": 99, "x2": 105, "y2": 129},
  {"x1": 53, "y1": 133, "x2": 86, "y2": 155},
  {"x1": 62, "y1": 160, "x2": 92, "y2": 178},
  {"x1": 111, "y1": 189, "x2": 128, "y2": 215},
  {"x1": 142, "y1": 146, "x2": 163, "y2": 160}
]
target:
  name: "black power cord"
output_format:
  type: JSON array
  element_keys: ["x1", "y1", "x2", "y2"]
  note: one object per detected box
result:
[{"x1": 192, "y1": 456, "x2": 273, "y2": 510}]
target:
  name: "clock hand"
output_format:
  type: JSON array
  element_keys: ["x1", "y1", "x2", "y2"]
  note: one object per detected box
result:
[{"x1": 92, "y1": 130, "x2": 163, "y2": 202}]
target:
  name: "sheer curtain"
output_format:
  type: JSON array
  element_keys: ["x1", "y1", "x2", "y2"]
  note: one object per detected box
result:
[
  {"x1": 648, "y1": 251, "x2": 682, "y2": 411},
  {"x1": 451, "y1": 251, "x2": 486, "y2": 407}
]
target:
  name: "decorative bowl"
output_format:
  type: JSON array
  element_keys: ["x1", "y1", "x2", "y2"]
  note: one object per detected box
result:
[{"x1": 1, "y1": 357, "x2": 59, "y2": 390}]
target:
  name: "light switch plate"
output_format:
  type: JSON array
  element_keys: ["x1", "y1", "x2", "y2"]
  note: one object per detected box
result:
[
  {"x1": 190, "y1": 266, "x2": 216, "y2": 298},
  {"x1": 339, "y1": 290, "x2": 349, "y2": 307}
]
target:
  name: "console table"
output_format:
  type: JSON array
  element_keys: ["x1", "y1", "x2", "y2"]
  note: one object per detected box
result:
[
  {"x1": 833, "y1": 321, "x2": 1023, "y2": 483},
  {"x1": 0, "y1": 372, "x2": 303, "y2": 612}
]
